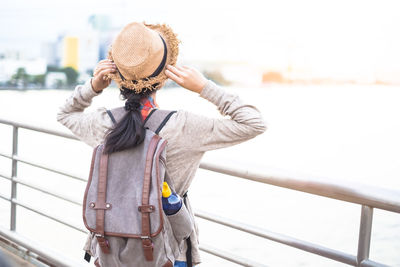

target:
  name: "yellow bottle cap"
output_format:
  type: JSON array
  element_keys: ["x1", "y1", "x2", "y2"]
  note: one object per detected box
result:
[{"x1": 162, "y1": 182, "x2": 172, "y2": 198}]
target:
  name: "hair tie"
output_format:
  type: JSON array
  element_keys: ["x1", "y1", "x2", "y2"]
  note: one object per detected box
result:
[{"x1": 125, "y1": 100, "x2": 141, "y2": 111}]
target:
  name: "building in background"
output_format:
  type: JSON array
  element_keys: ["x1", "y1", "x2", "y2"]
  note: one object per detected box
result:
[
  {"x1": 61, "y1": 28, "x2": 100, "y2": 75},
  {"x1": 62, "y1": 36, "x2": 79, "y2": 71},
  {"x1": 41, "y1": 35, "x2": 63, "y2": 68}
]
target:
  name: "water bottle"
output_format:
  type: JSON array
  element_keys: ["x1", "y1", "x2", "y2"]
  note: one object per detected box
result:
[{"x1": 162, "y1": 182, "x2": 182, "y2": 215}]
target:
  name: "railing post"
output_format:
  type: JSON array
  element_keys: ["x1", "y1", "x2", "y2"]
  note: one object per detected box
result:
[
  {"x1": 357, "y1": 205, "x2": 373, "y2": 266},
  {"x1": 10, "y1": 125, "x2": 18, "y2": 231}
]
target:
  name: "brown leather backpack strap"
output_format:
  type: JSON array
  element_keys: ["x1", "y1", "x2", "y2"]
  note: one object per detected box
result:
[
  {"x1": 140, "y1": 135, "x2": 160, "y2": 261},
  {"x1": 95, "y1": 146, "x2": 110, "y2": 254}
]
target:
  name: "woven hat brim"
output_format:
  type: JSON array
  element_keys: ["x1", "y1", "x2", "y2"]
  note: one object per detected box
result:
[{"x1": 105, "y1": 23, "x2": 179, "y2": 93}]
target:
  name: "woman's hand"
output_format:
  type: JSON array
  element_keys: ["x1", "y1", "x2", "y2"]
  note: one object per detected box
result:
[
  {"x1": 91, "y1": 59, "x2": 117, "y2": 93},
  {"x1": 165, "y1": 65, "x2": 207, "y2": 94}
]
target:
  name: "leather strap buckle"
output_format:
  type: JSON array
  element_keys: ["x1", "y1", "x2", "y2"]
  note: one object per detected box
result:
[
  {"x1": 95, "y1": 234, "x2": 110, "y2": 254},
  {"x1": 138, "y1": 205, "x2": 155, "y2": 213}
]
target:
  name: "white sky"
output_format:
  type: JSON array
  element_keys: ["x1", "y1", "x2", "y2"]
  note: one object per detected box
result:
[{"x1": 1, "y1": 0, "x2": 400, "y2": 82}]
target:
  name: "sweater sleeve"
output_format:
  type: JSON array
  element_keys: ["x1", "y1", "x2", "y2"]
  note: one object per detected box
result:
[
  {"x1": 56, "y1": 79, "x2": 113, "y2": 147},
  {"x1": 165, "y1": 80, "x2": 267, "y2": 152}
]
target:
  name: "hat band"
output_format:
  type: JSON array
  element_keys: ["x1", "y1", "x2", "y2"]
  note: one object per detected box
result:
[{"x1": 118, "y1": 35, "x2": 168, "y2": 83}]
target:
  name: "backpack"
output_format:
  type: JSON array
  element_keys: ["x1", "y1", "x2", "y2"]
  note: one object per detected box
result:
[{"x1": 82, "y1": 108, "x2": 193, "y2": 267}]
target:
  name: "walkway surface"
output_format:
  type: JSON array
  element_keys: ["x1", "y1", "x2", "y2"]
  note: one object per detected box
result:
[{"x1": 0, "y1": 246, "x2": 36, "y2": 267}]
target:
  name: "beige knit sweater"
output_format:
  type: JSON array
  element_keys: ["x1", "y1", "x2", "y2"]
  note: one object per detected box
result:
[{"x1": 57, "y1": 78, "x2": 267, "y2": 265}]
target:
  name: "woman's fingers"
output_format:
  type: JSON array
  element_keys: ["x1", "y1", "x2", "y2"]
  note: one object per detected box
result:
[
  {"x1": 176, "y1": 65, "x2": 187, "y2": 72},
  {"x1": 94, "y1": 63, "x2": 116, "y2": 76},
  {"x1": 96, "y1": 62, "x2": 116, "y2": 69},
  {"x1": 165, "y1": 69, "x2": 183, "y2": 84},
  {"x1": 165, "y1": 64, "x2": 206, "y2": 93},
  {"x1": 98, "y1": 68, "x2": 116, "y2": 78},
  {"x1": 167, "y1": 65, "x2": 186, "y2": 78},
  {"x1": 91, "y1": 59, "x2": 116, "y2": 92},
  {"x1": 95, "y1": 65, "x2": 116, "y2": 73},
  {"x1": 95, "y1": 59, "x2": 115, "y2": 68}
]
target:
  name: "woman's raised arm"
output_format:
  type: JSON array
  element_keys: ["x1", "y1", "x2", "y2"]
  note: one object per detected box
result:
[{"x1": 56, "y1": 60, "x2": 117, "y2": 147}]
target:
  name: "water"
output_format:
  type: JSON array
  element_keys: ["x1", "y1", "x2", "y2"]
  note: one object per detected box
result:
[{"x1": 0, "y1": 83, "x2": 399, "y2": 266}]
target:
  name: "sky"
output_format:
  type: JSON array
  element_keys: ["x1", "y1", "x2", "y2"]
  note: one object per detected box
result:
[{"x1": 1, "y1": 0, "x2": 400, "y2": 83}]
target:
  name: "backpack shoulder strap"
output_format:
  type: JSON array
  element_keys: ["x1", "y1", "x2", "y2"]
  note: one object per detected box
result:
[
  {"x1": 106, "y1": 110, "x2": 117, "y2": 124},
  {"x1": 107, "y1": 107, "x2": 176, "y2": 135},
  {"x1": 144, "y1": 109, "x2": 177, "y2": 134},
  {"x1": 106, "y1": 107, "x2": 125, "y2": 124}
]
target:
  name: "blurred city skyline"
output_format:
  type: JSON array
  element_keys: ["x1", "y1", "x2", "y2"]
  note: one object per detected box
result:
[{"x1": 1, "y1": 0, "x2": 400, "y2": 85}]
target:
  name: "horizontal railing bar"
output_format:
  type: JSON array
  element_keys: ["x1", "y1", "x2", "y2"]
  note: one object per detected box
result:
[
  {"x1": 0, "y1": 118, "x2": 78, "y2": 140},
  {"x1": 14, "y1": 177, "x2": 82, "y2": 206},
  {"x1": 199, "y1": 243, "x2": 267, "y2": 267},
  {"x1": 195, "y1": 209, "x2": 357, "y2": 266},
  {"x1": 0, "y1": 172, "x2": 81, "y2": 206},
  {"x1": 0, "y1": 152, "x2": 13, "y2": 159},
  {"x1": 0, "y1": 192, "x2": 11, "y2": 202},
  {"x1": 360, "y1": 259, "x2": 390, "y2": 267},
  {"x1": 0, "y1": 151, "x2": 86, "y2": 182},
  {"x1": 199, "y1": 162, "x2": 400, "y2": 214},
  {"x1": 0, "y1": 172, "x2": 11, "y2": 181},
  {"x1": 7, "y1": 197, "x2": 87, "y2": 234},
  {"x1": 0, "y1": 226, "x2": 86, "y2": 267}
]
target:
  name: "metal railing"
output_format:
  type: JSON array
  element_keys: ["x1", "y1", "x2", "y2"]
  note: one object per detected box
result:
[{"x1": 0, "y1": 117, "x2": 399, "y2": 267}]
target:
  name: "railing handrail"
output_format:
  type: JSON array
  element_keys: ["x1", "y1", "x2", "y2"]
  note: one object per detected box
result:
[
  {"x1": 200, "y1": 162, "x2": 400, "y2": 214},
  {"x1": 0, "y1": 118, "x2": 78, "y2": 140},
  {"x1": 1, "y1": 117, "x2": 399, "y2": 214}
]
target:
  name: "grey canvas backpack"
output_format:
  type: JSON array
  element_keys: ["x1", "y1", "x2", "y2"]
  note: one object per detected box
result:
[{"x1": 83, "y1": 108, "x2": 193, "y2": 267}]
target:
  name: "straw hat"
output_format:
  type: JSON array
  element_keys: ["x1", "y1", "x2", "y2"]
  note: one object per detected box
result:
[{"x1": 105, "y1": 22, "x2": 179, "y2": 93}]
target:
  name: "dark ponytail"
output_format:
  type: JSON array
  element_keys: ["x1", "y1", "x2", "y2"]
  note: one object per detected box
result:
[{"x1": 103, "y1": 87, "x2": 153, "y2": 154}]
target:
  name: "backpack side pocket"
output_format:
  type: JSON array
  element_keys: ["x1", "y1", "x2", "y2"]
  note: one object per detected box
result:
[{"x1": 166, "y1": 202, "x2": 194, "y2": 242}]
